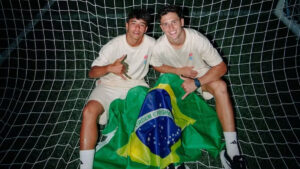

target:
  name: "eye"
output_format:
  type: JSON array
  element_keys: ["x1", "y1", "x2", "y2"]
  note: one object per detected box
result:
[
  {"x1": 140, "y1": 23, "x2": 146, "y2": 28},
  {"x1": 130, "y1": 21, "x2": 137, "y2": 25}
]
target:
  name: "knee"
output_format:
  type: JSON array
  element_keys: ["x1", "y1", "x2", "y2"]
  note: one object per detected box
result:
[
  {"x1": 208, "y1": 80, "x2": 228, "y2": 96},
  {"x1": 82, "y1": 106, "x2": 93, "y2": 119},
  {"x1": 82, "y1": 101, "x2": 103, "y2": 120}
]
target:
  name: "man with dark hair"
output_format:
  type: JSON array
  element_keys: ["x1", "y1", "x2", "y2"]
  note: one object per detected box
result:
[
  {"x1": 151, "y1": 5, "x2": 246, "y2": 169},
  {"x1": 127, "y1": 8, "x2": 151, "y2": 24},
  {"x1": 79, "y1": 8, "x2": 155, "y2": 169}
]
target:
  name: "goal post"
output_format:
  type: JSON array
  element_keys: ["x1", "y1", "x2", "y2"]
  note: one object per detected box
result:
[{"x1": 274, "y1": 0, "x2": 300, "y2": 39}]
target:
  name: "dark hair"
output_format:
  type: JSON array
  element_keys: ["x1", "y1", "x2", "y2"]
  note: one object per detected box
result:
[
  {"x1": 127, "y1": 8, "x2": 151, "y2": 26},
  {"x1": 158, "y1": 5, "x2": 183, "y2": 21}
]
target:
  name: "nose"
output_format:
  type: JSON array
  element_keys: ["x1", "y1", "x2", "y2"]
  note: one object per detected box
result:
[
  {"x1": 135, "y1": 24, "x2": 140, "y2": 30},
  {"x1": 167, "y1": 23, "x2": 174, "y2": 30}
]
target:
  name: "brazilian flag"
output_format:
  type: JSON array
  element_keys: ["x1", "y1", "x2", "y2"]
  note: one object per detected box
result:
[{"x1": 93, "y1": 74, "x2": 224, "y2": 169}]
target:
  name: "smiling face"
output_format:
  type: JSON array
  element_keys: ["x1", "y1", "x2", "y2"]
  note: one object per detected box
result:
[
  {"x1": 126, "y1": 18, "x2": 148, "y2": 46},
  {"x1": 160, "y1": 12, "x2": 185, "y2": 45}
]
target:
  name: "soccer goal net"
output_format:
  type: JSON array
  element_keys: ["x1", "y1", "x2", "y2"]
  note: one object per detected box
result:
[{"x1": 0, "y1": 0, "x2": 299, "y2": 169}]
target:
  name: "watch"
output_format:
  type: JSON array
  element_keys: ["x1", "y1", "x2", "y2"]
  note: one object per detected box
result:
[{"x1": 194, "y1": 78, "x2": 201, "y2": 88}]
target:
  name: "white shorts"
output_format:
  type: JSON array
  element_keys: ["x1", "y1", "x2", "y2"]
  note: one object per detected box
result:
[
  {"x1": 197, "y1": 87, "x2": 214, "y2": 100},
  {"x1": 88, "y1": 85, "x2": 130, "y2": 125}
]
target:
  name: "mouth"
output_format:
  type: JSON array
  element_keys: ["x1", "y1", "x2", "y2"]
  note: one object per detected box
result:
[
  {"x1": 133, "y1": 32, "x2": 141, "y2": 36},
  {"x1": 169, "y1": 31, "x2": 176, "y2": 35},
  {"x1": 168, "y1": 31, "x2": 177, "y2": 38}
]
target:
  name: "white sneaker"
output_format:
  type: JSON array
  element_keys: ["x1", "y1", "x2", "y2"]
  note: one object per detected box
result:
[
  {"x1": 220, "y1": 150, "x2": 246, "y2": 169},
  {"x1": 175, "y1": 163, "x2": 190, "y2": 169},
  {"x1": 166, "y1": 163, "x2": 190, "y2": 169}
]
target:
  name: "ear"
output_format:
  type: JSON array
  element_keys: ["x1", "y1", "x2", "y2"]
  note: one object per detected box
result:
[
  {"x1": 144, "y1": 26, "x2": 148, "y2": 33},
  {"x1": 180, "y1": 18, "x2": 184, "y2": 27},
  {"x1": 160, "y1": 24, "x2": 165, "y2": 32},
  {"x1": 126, "y1": 22, "x2": 129, "y2": 31}
]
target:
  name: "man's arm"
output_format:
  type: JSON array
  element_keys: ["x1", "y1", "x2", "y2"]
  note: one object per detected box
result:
[
  {"x1": 181, "y1": 61, "x2": 227, "y2": 99},
  {"x1": 89, "y1": 55, "x2": 126, "y2": 79},
  {"x1": 197, "y1": 61, "x2": 227, "y2": 86},
  {"x1": 153, "y1": 64, "x2": 198, "y2": 78}
]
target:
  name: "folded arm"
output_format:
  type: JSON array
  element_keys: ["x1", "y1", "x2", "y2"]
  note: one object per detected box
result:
[
  {"x1": 181, "y1": 61, "x2": 227, "y2": 99},
  {"x1": 153, "y1": 64, "x2": 198, "y2": 79},
  {"x1": 154, "y1": 62, "x2": 227, "y2": 99}
]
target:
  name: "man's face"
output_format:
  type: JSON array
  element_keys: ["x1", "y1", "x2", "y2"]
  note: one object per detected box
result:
[
  {"x1": 160, "y1": 12, "x2": 184, "y2": 43},
  {"x1": 126, "y1": 18, "x2": 148, "y2": 41}
]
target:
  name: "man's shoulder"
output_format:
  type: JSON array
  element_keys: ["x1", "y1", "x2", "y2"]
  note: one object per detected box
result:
[
  {"x1": 100, "y1": 35, "x2": 126, "y2": 53},
  {"x1": 110, "y1": 34, "x2": 126, "y2": 43},
  {"x1": 185, "y1": 28, "x2": 203, "y2": 37},
  {"x1": 151, "y1": 35, "x2": 168, "y2": 55},
  {"x1": 103, "y1": 34, "x2": 125, "y2": 47},
  {"x1": 154, "y1": 34, "x2": 167, "y2": 46},
  {"x1": 185, "y1": 28, "x2": 211, "y2": 45},
  {"x1": 143, "y1": 34, "x2": 156, "y2": 44}
]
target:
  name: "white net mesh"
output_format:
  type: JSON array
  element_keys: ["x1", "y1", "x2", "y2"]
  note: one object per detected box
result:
[{"x1": 0, "y1": 0, "x2": 299, "y2": 169}]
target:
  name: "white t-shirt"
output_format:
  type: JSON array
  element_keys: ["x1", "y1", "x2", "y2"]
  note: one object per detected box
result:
[
  {"x1": 92, "y1": 34, "x2": 156, "y2": 88},
  {"x1": 151, "y1": 28, "x2": 223, "y2": 77}
]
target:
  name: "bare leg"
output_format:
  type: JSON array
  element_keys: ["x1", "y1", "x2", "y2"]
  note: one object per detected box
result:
[
  {"x1": 202, "y1": 79, "x2": 235, "y2": 132},
  {"x1": 80, "y1": 100, "x2": 104, "y2": 150},
  {"x1": 202, "y1": 79, "x2": 241, "y2": 159}
]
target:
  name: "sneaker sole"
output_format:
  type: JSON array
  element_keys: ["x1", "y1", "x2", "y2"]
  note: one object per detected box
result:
[
  {"x1": 175, "y1": 164, "x2": 190, "y2": 169},
  {"x1": 220, "y1": 150, "x2": 231, "y2": 169}
]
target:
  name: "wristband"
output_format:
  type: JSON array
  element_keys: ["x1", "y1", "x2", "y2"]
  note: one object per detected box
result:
[{"x1": 194, "y1": 78, "x2": 201, "y2": 88}]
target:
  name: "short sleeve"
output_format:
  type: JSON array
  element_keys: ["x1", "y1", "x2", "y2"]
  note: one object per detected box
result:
[
  {"x1": 197, "y1": 34, "x2": 223, "y2": 67},
  {"x1": 91, "y1": 50, "x2": 110, "y2": 67},
  {"x1": 91, "y1": 40, "x2": 115, "y2": 67},
  {"x1": 150, "y1": 47, "x2": 163, "y2": 67}
]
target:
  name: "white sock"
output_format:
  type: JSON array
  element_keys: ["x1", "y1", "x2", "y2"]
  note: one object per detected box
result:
[
  {"x1": 80, "y1": 149, "x2": 95, "y2": 169},
  {"x1": 224, "y1": 132, "x2": 240, "y2": 159}
]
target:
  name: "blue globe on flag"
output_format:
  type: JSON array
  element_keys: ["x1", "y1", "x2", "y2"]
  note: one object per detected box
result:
[{"x1": 135, "y1": 89, "x2": 182, "y2": 158}]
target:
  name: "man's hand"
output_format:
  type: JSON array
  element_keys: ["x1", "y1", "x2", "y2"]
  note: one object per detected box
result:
[
  {"x1": 181, "y1": 78, "x2": 198, "y2": 100},
  {"x1": 108, "y1": 55, "x2": 127, "y2": 80},
  {"x1": 120, "y1": 55, "x2": 131, "y2": 79},
  {"x1": 177, "y1": 66, "x2": 198, "y2": 79}
]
